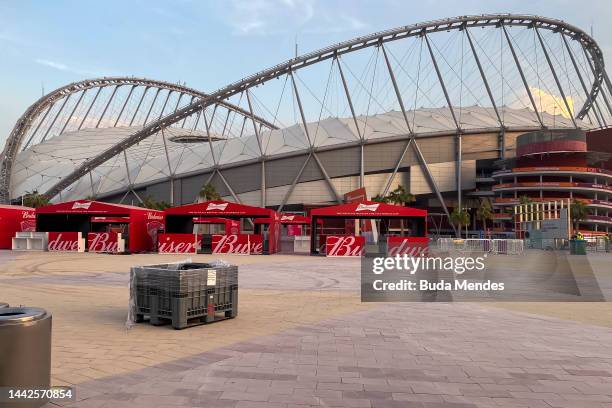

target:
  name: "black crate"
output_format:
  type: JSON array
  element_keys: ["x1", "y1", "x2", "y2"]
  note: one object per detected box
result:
[{"x1": 131, "y1": 262, "x2": 238, "y2": 329}]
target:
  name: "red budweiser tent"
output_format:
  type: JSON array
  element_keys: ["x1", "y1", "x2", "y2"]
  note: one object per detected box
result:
[
  {"x1": 162, "y1": 200, "x2": 280, "y2": 254},
  {"x1": 310, "y1": 201, "x2": 428, "y2": 256},
  {"x1": 0, "y1": 204, "x2": 36, "y2": 249},
  {"x1": 36, "y1": 200, "x2": 164, "y2": 253}
]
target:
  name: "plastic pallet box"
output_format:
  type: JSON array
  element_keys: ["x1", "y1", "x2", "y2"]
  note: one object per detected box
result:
[{"x1": 130, "y1": 262, "x2": 238, "y2": 329}]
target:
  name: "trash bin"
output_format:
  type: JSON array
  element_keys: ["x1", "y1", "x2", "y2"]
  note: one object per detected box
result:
[
  {"x1": 570, "y1": 239, "x2": 587, "y2": 255},
  {"x1": 129, "y1": 262, "x2": 238, "y2": 329},
  {"x1": 0, "y1": 307, "x2": 52, "y2": 408}
]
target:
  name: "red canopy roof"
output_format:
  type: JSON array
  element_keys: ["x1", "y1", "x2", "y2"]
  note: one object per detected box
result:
[
  {"x1": 36, "y1": 200, "x2": 163, "y2": 216},
  {"x1": 164, "y1": 200, "x2": 274, "y2": 218},
  {"x1": 254, "y1": 214, "x2": 319, "y2": 224},
  {"x1": 0, "y1": 204, "x2": 34, "y2": 211},
  {"x1": 310, "y1": 200, "x2": 427, "y2": 218}
]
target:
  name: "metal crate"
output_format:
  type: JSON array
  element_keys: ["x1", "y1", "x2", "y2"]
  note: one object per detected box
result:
[{"x1": 130, "y1": 262, "x2": 238, "y2": 329}]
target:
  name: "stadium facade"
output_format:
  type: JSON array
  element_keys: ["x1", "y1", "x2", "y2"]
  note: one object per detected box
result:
[{"x1": 2, "y1": 14, "x2": 612, "y2": 236}]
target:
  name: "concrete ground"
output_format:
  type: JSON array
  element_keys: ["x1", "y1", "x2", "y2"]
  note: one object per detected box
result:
[{"x1": 1, "y1": 250, "x2": 612, "y2": 408}]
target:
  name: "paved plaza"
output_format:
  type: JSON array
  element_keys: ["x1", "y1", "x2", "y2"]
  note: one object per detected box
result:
[{"x1": 1, "y1": 251, "x2": 612, "y2": 407}]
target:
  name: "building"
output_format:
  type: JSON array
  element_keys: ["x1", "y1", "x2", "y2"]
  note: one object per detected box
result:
[
  {"x1": 2, "y1": 15, "x2": 612, "y2": 237},
  {"x1": 492, "y1": 129, "x2": 612, "y2": 236}
]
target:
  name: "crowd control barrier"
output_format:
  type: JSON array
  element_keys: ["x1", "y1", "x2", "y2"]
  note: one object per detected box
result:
[{"x1": 437, "y1": 238, "x2": 524, "y2": 255}]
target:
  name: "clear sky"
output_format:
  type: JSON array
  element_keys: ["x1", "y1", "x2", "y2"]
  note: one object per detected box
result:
[{"x1": 1, "y1": 0, "x2": 611, "y2": 144}]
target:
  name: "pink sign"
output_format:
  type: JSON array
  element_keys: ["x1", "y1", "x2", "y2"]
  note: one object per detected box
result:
[
  {"x1": 325, "y1": 235, "x2": 364, "y2": 257},
  {"x1": 20, "y1": 210, "x2": 36, "y2": 232},
  {"x1": 88, "y1": 232, "x2": 121, "y2": 253},
  {"x1": 158, "y1": 233, "x2": 199, "y2": 253},
  {"x1": 386, "y1": 236, "x2": 429, "y2": 257},
  {"x1": 48, "y1": 232, "x2": 80, "y2": 251},
  {"x1": 286, "y1": 225, "x2": 302, "y2": 236}
]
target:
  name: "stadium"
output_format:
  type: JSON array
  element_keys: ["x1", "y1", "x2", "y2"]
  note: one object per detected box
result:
[{"x1": 2, "y1": 14, "x2": 612, "y2": 237}]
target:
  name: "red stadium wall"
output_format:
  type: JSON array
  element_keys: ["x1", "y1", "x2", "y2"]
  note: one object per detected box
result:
[{"x1": 587, "y1": 128, "x2": 612, "y2": 170}]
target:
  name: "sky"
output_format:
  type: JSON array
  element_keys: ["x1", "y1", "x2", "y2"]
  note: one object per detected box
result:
[{"x1": 1, "y1": 0, "x2": 612, "y2": 145}]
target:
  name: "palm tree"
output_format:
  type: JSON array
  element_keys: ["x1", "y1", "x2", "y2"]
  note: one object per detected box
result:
[
  {"x1": 372, "y1": 194, "x2": 389, "y2": 203},
  {"x1": 199, "y1": 183, "x2": 221, "y2": 202},
  {"x1": 140, "y1": 196, "x2": 171, "y2": 210},
  {"x1": 570, "y1": 199, "x2": 588, "y2": 234},
  {"x1": 22, "y1": 190, "x2": 50, "y2": 208},
  {"x1": 386, "y1": 185, "x2": 416, "y2": 236},
  {"x1": 450, "y1": 207, "x2": 470, "y2": 238},
  {"x1": 476, "y1": 199, "x2": 493, "y2": 237},
  {"x1": 519, "y1": 195, "x2": 532, "y2": 205}
]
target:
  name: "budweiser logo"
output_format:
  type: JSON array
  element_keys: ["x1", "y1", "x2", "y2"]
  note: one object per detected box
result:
[
  {"x1": 22, "y1": 211, "x2": 36, "y2": 219},
  {"x1": 147, "y1": 212, "x2": 163, "y2": 220},
  {"x1": 20, "y1": 219, "x2": 36, "y2": 232},
  {"x1": 327, "y1": 236, "x2": 363, "y2": 256},
  {"x1": 89, "y1": 232, "x2": 120, "y2": 253},
  {"x1": 213, "y1": 234, "x2": 262, "y2": 255},
  {"x1": 281, "y1": 215, "x2": 295, "y2": 221},
  {"x1": 158, "y1": 235, "x2": 199, "y2": 253},
  {"x1": 206, "y1": 202, "x2": 228, "y2": 211},
  {"x1": 72, "y1": 201, "x2": 92, "y2": 210},
  {"x1": 356, "y1": 203, "x2": 379, "y2": 212},
  {"x1": 387, "y1": 240, "x2": 429, "y2": 257},
  {"x1": 48, "y1": 233, "x2": 79, "y2": 251}
]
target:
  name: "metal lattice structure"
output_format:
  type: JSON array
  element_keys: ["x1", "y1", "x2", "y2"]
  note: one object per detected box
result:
[
  {"x1": 3, "y1": 14, "x2": 612, "y2": 226},
  {"x1": 0, "y1": 77, "x2": 277, "y2": 203}
]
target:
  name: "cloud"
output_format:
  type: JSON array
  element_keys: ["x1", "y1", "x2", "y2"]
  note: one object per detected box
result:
[
  {"x1": 34, "y1": 58, "x2": 111, "y2": 77},
  {"x1": 217, "y1": 0, "x2": 366, "y2": 36}
]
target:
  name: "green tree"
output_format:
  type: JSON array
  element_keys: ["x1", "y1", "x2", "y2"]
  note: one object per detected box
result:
[
  {"x1": 450, "y1": 207, "x2": 470, "y2": 238},
  {"x1": 570, "y1": 199, "x2": 588, "y2": 233},
  {"x1": 476, "y1": 199, "x2": 493, "y2": 237},
  {"x1": 199, "y1": 183, "x2": 221, "y2": 201},
  {"x1": 386, "y1": 185, "x2": 416, "y2": 236},
  {"x1": 22, "y1": 190, "x2": 50, "y2": 208},
  {"x1": 372, "y1": 194, "x2": 389, "y2": 203},
  {"x1": 519, "y1": 195, "x2": 533, "y2": 205},
  {"x1": 140, "y1": 196, "x2": 171, "y2": 210}
]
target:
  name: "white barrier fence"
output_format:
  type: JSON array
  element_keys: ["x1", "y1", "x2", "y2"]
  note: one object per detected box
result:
[{"x1": 437, "y1": 238, "x2": 524, "y2": 255}]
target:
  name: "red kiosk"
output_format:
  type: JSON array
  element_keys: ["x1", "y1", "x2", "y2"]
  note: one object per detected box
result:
[
  {"x1": 162, "y1": 200, "x2": 280, "y2": 254},
  {"x1": 310, "y1": 201, "x2": 428, "y2": 256},
  {"x1": 0, "y1": 204, "x2": 36, "y2": 249},
  {"x1": 254, "y1": 214, "x2": 321, "y2": 253},
  {"x1": 35, "y1": 200, "x2": 164, "y2": 253}
]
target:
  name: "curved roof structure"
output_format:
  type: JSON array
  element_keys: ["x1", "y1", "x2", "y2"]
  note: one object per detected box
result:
[
  {"x1": 11, "y1": 106, "x2": 582, "y2": 201},
  {"x1": 3, "y1": 14, "x2": 612, "y2": 211}
]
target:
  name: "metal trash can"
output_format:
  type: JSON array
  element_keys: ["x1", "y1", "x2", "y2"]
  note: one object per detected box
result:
[
  {"x1": 0, "y1": 303, "x2": 8, "y2": 308},
  {"x1": 570, "y1": 239, "x2": 587, "y2": 255},
  {"x1": 0, "y1": 307, "x2": 52, "y2": 408}
]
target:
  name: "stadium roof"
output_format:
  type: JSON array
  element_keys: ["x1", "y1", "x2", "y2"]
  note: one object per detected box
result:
[{"x1": 11, "y1": 106, "x2": 583, "y2": 201}]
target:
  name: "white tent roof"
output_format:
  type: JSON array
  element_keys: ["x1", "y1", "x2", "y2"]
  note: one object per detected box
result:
[{"x1": 11, "y1": 106, "x2": 584, "y2": 201}]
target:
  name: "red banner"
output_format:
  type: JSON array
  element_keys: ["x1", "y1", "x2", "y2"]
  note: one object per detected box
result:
[
  {"x1": 386, "y1": 236, "x2": 429, "y2": 257},
  {"x1": 325, "y1": 235, "x2": 364, "y2": 257},
  {"x1": 48, "y1": 232, "x2": 81, "y2": 252},
  {"x1": 286, "y1": 224, "x2": 302, "y2": 236},
  {"x1": 158, "y1": 233, "x2": 199, "y2": 253},
  {"x1": 20, "y1": 210, "x2": 36, "y2": 232},
  {"x1": 249, "y1": 234, "x2": 263, "y2": 255},
  {"x1": 88, "y1": 232, "x2": 122, "y2": 253},
  {"x1": 212, "y1": 234, "x2": 263, "y2": 255}
]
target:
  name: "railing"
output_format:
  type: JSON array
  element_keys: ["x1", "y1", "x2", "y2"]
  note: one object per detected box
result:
[
  {"x1": 437, "y1": 238, "x2": 523, "y2": 254},
  {"x1": 493, "y1": 167, "x2": 612, "y2": 177},
  {"x1": 493, "y1": 182, "x2": 612, "y2": 192}
]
